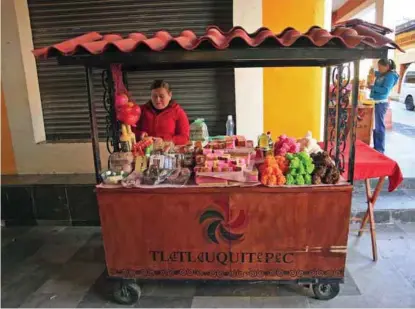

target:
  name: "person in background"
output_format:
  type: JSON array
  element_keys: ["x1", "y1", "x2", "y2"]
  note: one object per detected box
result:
[
  {"x1": 134, "y1": 80, "x2": 190, "y2": 145},
  {"x1": 369, "y1": 59, "x2": 399, "y2": 154}
]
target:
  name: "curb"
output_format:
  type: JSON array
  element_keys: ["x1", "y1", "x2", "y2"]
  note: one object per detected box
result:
[
  {"x1": 351, "y1": 209, "x2": 415, "y2": 224},
  {"x1": 353, "y1": 178, "x2": 415, "y2": 191}
]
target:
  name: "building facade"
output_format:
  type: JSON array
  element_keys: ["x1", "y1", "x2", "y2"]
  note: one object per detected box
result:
[{"x1": 2, "y1": 0, "x2": 332, "y2": 175}]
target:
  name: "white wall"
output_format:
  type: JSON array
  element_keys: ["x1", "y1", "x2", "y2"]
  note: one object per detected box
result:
[
  {"x1": 233, "y1": 0, "x2": 263, "y2": 142},
  {"x1": 2, "y1": 0, "x2": 109, "y2": 174}
]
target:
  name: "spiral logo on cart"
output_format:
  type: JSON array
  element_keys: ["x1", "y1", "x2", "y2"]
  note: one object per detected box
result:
[{"x1": 199, "y1": 199, "x2": 248, "y2": 244}]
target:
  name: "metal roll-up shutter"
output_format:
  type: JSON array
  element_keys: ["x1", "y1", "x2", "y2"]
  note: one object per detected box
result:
[{"x1": 28, "y1": 0, "x2": 235, "y2": 141}]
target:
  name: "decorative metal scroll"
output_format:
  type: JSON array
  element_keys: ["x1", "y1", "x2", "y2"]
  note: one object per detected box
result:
[
  {"x1": 102, "y1": 69, "x2": 120, "y2": 153},
  {"x1": 327, "y1": 63, "x2": 351, "y2": 173}
]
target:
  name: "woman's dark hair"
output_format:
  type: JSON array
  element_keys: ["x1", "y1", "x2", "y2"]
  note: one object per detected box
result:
[
  {"x1": 150, "y1": 80, "x2": 171, "y2": 92},
  {"x1": 378, "y1": 58, "x2": 396, "y2": 71}
]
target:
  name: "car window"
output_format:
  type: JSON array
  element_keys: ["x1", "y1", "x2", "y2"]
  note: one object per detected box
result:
[{"x1": 404, "y1": 71, "x2": 415, "y2": 84}]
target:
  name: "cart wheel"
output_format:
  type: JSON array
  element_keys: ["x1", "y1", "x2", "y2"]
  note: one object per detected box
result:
[
  {"x1": 113, "y1": 281, "x2": 141, "y2": 305},
  {"x1": 312, "y1": 283, "x2": 340, "y2": 300}
]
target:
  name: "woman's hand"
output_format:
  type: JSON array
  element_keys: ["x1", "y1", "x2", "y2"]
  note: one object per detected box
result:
[
  {"x1": 152, "y1": 137, "x2": 163, "y2": 144},
  {"x1": 140, "y1": 132, "x2": 148, "y2": 140}
]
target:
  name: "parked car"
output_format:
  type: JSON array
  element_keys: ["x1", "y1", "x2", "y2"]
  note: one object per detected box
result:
[{"x1": 400, "y1": 62, "x2": 415, "y2": 111}]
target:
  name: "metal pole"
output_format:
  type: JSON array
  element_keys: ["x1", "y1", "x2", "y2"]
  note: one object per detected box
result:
[
  {"x1": 85, "y1": 66, "x2": 102, "y2": 183},
  {"x1": 348, "y1": 60, "x2": 360, "y2": 184},
  {"x1": 107, "y1": 68, "x2": 120, "y2": 152},
  {"x1": 122, "y1": 69, "x2": 129, "y2": 89},
  {"x1": 334, "y1": 65, "x2": 343, "y2": 168},
  {"x1": 323, "y1": 67, "x2": 331, "y2": 151}
]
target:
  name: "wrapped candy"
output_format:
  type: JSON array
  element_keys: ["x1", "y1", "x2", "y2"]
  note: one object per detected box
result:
[
  {"x1": 297, "y1": 131, "x2": 323, "y2": 155},
  {"x1": 274, "y1": 134, "x2": 300, "y2": 156}
]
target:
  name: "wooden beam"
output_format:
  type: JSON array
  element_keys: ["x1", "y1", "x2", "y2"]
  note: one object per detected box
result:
[{"x1": 332, "y1": 0, "x2": 374, "y2": 25}]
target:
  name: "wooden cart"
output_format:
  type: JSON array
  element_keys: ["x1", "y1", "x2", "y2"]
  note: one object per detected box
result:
[
  {"x1": 33, "y1": 21, "x2": 399, "y2": 304},
  {"x1": 97, "y1": 184, "x2": 351, "y2": 302}
]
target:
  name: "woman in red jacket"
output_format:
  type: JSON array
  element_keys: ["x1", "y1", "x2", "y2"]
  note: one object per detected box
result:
[{"x1": 134, "y1": 80, "x2": 190, "y2": 145}]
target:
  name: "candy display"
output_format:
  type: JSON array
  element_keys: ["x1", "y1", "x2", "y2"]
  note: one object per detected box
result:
[
  {"x1": 100, "y1": 127, "x2": 343, "y2": 189},
  {"x1": 274, "y1": 134, "x2": 300, "y2": 156},
  {"x1": 285, "y1": 152, "x2": 314, "y2": 185},
  {"x1": 310, "y1": 151, "x2": 340, "y2": 184},
  {"x1": 297, "y1": 131, "x2": 323, "y2": 155},
  {"x1": 259, "y1": 155, "x2": 286, "y2": 186}
]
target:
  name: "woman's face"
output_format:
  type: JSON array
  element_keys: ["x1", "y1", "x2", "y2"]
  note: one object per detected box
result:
[
  {"x1": 378, "y1": 63, "x2": 389, "y2": 74},
  {"x1": 151, "y1": 87, "x2": 172, "y2": 110}
]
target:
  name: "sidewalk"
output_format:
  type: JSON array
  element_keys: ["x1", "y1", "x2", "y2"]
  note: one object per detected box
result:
[
  {"x1": 353, "y1": 100, "x2": 415, "y2": 223},
  {"x1": 386, "y1": 100, "x2": 415, "y2": 178},
  {"x1": 2, "y1": 224, "x2": 415, "y2": 308}
]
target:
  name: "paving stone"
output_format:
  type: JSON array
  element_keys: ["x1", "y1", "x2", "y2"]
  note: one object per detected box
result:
[
  {"x1": 77, "y1": 271, "x2": 112, "y2": 308},
  {"x1": 347, "y1": 258, "x2": 414, "y2": 297},
  {"x1": 191, "y1": 296, "x2": 251, "y2": 308},
  {"x1": 2, "y1": 225, "x2": 415, "y2": 308},
  {"x1": 308, "y1": 295, "x2": 370, "y2": 308},
  {"x1": 136, "y1": 296, "x2": 193, "y2": 308},
  {"x1": 1, "y1": 236, "x2": 44, "y2": 276},
  {"x1": 195, "y1": 282, "x2": 289, "y2": 297},
  {"x1": 141, "y1": 281, "x2": 197, "y2": 297},
  {"x1": 250, "y1": 296, "x2": 308, "y2": 308},
  {"x1": 20, "y1": 292, "x2": 86, "y2": 308},
  {"x1": 396, "y1": 222, "x2": 415, "y2": 235},
  {"x1": 69, "y1": 231, "x2": 105, "y2": 264},
  {"x1": 1, "y1": 263, "x2": 58, "y2": 308},
  {"x1": 363, "y1": 291, "x2": 415, "y2": 308}
]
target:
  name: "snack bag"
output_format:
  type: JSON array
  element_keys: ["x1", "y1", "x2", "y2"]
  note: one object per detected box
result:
[{"x1": 190, "y1": 118, "x2": 209, "y2": 142}]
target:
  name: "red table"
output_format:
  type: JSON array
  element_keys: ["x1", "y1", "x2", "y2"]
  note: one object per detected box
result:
[{"x1": 323, "y1": 140, "x2": 403, "y2": 261}]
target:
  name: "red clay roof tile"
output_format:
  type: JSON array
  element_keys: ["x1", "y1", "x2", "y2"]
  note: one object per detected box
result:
[{"x1": 32, "y1": 20, "x2": 402, "y2": 59}]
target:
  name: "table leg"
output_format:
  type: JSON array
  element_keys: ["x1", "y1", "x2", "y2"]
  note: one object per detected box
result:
[
  {"x1": 357, "y1": 177, "x2": 385, "y2": 261},
  {"x1": 357, "y1": 179, "x2": 372, "y2": 236},
  {"x1": 368, "y1": 200, "x2": 377, "y2": 261}
]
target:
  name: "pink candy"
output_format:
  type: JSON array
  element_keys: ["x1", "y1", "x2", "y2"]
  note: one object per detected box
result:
[{"x1": 274, "y1": 134, "x2": 300, "y2": 156}]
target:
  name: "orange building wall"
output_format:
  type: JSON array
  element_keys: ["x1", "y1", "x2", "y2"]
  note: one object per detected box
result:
[
  {"x1": 262, "y1": 0, "x2": 325, "y2": 139},
  {"x1": 1, "y1": 87, "x2": 17, "y2": 175}
]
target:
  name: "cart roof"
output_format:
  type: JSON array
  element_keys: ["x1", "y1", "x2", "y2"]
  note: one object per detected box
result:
[{"x1": 33, "y1": 19, "x2": 401, "y2": 70}]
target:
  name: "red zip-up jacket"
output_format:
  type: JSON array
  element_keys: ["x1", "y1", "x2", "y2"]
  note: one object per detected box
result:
[{"x1": 133, "y1": 101, "x2": 190, "y2": 145}]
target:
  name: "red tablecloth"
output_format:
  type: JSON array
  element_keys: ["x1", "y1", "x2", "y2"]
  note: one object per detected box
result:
[{"x1": 319, "y1": 140, "x2": 403, "y2": 192}]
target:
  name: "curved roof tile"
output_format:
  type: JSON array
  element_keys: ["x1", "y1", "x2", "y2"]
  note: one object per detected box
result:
[{"x1": 32, "y1": 20, "x2": 403, "y2": 59}]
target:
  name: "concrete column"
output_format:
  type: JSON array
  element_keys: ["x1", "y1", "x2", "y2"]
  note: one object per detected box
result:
[
  {"x1": 262, "y1": 0, "x2": 330, "y2": 140},
  {"x1": 233, "y1": 0, "x2": 263, "y2": 141}
]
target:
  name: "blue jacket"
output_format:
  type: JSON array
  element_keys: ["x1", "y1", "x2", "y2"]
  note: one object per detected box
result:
[{"x1": 370, "y1": 70, "x2": 399, "y2": 101}]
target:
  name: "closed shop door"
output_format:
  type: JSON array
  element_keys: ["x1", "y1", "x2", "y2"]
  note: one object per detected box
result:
[{"x1": 28, "y1": 0, "x2": 235, "y2": 141}]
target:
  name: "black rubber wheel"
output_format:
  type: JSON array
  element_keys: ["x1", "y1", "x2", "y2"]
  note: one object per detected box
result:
[
  {"x1": 312, "y1": 282, "x2": 340, "y2": 300},
  {"x1": 113, "y1": 281, "x2": 141, "y2": 305},
  {"x1": 405, "y1": 96, "x2": 414, "y2": 111}
]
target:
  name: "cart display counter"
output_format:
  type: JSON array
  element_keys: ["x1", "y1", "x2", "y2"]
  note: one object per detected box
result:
[
  {"x1": 97, "y1": 183, "x2": 351, "y2": 283},
  {"x1": 32, "y1": 19, "x2": 402, "y2": 305}
]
